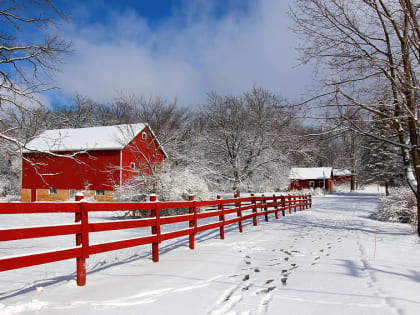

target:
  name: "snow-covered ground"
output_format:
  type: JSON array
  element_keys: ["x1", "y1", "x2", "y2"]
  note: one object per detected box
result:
[{"x1": 1, "y1": 192, "x2": 419, "y2": 315}]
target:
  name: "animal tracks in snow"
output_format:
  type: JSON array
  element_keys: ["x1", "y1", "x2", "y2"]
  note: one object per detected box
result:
[
  {"x1": 209, "y1": 223, "x2": 347, "y2": 314},
  {"x1": 209, "y1": 244, "x2": 307, "y2": 315}
]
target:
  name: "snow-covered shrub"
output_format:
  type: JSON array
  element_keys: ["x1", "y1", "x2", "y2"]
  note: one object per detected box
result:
[
  {"x1": 158, "y1": 168, "x2": 211, "y2": 202},
  {"x1": 114, "y1": 164, "x2": 211, "y2": 217},
  {"x1": 115, "y1": 166, "x2": 211, "y2": 203},
  {"x1": 290, "y1": 188, "x2": 325, "y2": 196},
  {"x1": 333, "y1": 183, "x2": 351, "y2": 192},
  {"x1": 0, "y1": 153, "x2": 21, "y2": 199},
  {"x1": 376, "y1": 186, "x2": 418, "y2": 226},
  {"x1": 0, "y1": 175, "x2": 10, "y2": 197}
]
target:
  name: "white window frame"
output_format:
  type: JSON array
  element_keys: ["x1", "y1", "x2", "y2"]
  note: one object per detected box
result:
[
  {"x1": 309, "y1": 181, "x2": 315, "y2": 189},
  {"x1": 130, "y1": 162, "x2": 136, "y2": 170},
  {"x1": 141, "y1": 132, "x2": 147, "y2": 140},
  {"x1": 49, "y1": 188, "x2": 57, "y2": 195},
  {"x1": 95, "y1": 190, "x2": 105, "y2": 196}
]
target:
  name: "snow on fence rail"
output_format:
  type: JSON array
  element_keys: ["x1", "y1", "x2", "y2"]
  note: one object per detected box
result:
[{"x1": 0, "y1": 193, "x2": 311, "y2": 286}]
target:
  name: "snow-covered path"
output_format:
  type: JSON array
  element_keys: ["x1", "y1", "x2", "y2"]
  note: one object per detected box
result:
[{"x1": 1, "y1": 193, "x2": 419, "y2": 315}]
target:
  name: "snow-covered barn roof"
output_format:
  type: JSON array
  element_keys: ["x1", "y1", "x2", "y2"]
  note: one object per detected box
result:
[
  {"x1": 25, "y1": 123, "x2": 149, "y2": 152},
  {"x1": 333, "y1": 169, "x2": 351, "y2": 177},
  {"x1": 289, "y1": 167, "x2": 333, "y2": 180}
]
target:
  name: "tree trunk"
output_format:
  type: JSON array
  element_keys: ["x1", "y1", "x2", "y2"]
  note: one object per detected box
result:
[
  {"x1": 350, "y1": 174, "x2": 357, "y2": 191},
  {"x1": 385, "y1": 181, "x2": 389, "y2": 196},
  {"x1": 417, "y1": 200, "x2": 420, "y2": 237}
]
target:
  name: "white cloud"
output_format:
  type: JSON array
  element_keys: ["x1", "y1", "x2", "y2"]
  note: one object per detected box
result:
[{"x1": 55, "y1": 0, "x2": 314, "y2": 107}]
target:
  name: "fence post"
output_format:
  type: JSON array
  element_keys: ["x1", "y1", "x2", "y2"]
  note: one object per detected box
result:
[
  {"x1": 235, "y1": 193, "x2": 243, "y2": 233},
  {"x1": 75, "y1": 194, "x2": 89, "y2": 286},
  {"x1": 288, "y1": 195, "x2": 292, "y2": 214},
  {"x1": 309, "y1": 194, "x2": 312, "y2": 208},
  {"x1": 217, "y1": 195, "x2": 225, "y2": 239},
  {"x1": 251, "y1": 193, "x2": 258, "y2": 226},
  {"x1": 262, "y1": 194, "x2": 268, "y2": 222},
  {"x1": 189, "y1": 194, "x2": 195, "y2": 250},
  {"x1": 280, "y1": 195, "x2": 286, "y2": 216},
  {"x1": 299, "y1": 195, "x2": 303, "y2": 211},
  {"x1": 150, "y1": 194, "x2": 160, "y2": 262},
  {"x1": 273, "y1": 194, "x2": 279, "y2": 219},
  {"x1": 75, "y1": 193, "x2": 83, "y2": 246}
]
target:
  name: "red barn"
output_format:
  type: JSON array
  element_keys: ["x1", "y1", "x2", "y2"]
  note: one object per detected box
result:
[
  {"x1": 333, "y1": 169, "x2": 352, "y2": 185},
  {"x1": 21, "y1": 123, "x2": 166, "y2": 202},
  {"x1": 289, "y1": 167, "x2": 333, "y2": 192}
]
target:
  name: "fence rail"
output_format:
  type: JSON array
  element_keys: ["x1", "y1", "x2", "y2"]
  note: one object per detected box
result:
[{"x1": 0, "y1": 193, "x2": 312, "y2": 286}]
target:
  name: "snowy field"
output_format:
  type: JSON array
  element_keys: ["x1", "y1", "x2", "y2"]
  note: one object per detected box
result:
[{"x1": 1, "y1": 192, "x2": 419, "y2": 315}]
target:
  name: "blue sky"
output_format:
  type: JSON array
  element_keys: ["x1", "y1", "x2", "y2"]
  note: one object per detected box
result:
[{"x1": 47, "y1": 0, "x2": 314, "y2": 108}]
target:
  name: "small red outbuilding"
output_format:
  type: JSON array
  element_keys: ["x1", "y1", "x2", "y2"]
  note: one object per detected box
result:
[
  {"x1": 21, "y1": 123, "x2": 166, "y2": 202},
  {"x1": 289, "y1": 167, "x2": 333, "y2": 192}
]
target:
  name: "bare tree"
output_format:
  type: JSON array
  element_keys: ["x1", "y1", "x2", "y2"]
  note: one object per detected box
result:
[
  {"x1": 291, "y1": 0, "x2": 420, "y2": 235},
  {"x1": 0, "y1": 0, "x2": 72, "y2": 148},
  {"x1": 200, "y1": 87, "x2": 296, "y2": 193}
]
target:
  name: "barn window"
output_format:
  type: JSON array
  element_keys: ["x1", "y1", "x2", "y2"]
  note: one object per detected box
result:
[
  {"x1": 69, "y1": 189, "x2": 76, "y2": 198},
  {"x1": 141, "y1": 132, "x2": 147, "y2": 140},
  {"x1": 130, "y1": 162, "x2": 136, "y2": 169},
  {"x1": 96, "y1": 190, "x2": 105, "y2": 196},
  {"x1": 309, "y1": 181, "x2": 315, "y2": 189},
  {"x1": 49, "y1": 188, "x2": 57, "y2": 195}
]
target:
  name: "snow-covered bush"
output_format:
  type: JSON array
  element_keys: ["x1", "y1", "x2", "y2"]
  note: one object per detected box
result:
[
  {"x1": 290, "y1": 188, "x2": 325, "y2": 196},
  {"x1": 0, "y1": 175, "x2": 10, "y2": 197},
  {"x1": 158, "y1": 168, "x2": 211, "y2": 201},
  {"x1": 376, "y1": 186, "x2": 418, "y2": 226},
  {"x1": 114, "y1": 164, "x2": 212, "y2": 216},
  {"x1": 333, "y1": 183, "x2": 351, "y2": 193},
  {"x1": 115, "y1": 166, "x2": 211, "y2": 203}
]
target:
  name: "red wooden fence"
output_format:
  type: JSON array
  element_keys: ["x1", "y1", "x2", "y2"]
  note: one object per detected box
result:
[{"x1": 0, "y1": 193, "x2": 311, "y2": 286}]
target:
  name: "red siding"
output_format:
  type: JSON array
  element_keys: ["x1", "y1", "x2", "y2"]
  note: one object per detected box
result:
[
  {"x1": 290, "y1": 178, "x2": 333, "y2": 192},
  {"x1": 334, "y1": 175, "x2": 352, "y2": 185},
  {"x1": 22, "y1": 150, "x2": 121, "y2": 191},
  {"x1": 121, "y1": 127, "x2": 165, "y2": 183}
]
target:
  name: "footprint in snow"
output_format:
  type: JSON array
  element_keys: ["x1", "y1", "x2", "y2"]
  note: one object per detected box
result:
[{"x1": 257, "y1": 286, "x2": 276, "y2": 294}]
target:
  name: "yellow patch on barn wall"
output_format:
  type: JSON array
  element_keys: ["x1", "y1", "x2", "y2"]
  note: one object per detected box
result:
[
  {"x1": 74, "y1": 190, "x2": 115, "y2": 202},
  {"x1": 21, "y1": 189, "x2": 31, "y2": 202},
  {"x1": 36, "y1": 189, "x2": 70, "y2": 202},
  {"x1": 93, "y1": 190, "x2": 115, "y2": 202},
  {"x1": 20, "y1": 189, "x2": 115, "y2": 202}
]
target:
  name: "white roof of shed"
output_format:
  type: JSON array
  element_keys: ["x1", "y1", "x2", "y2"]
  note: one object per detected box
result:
[
  {"x1": 333, "y1": 169, "x2": 351, "y2": 176},
  {"x1": 25, "y1": 123, "x2": 147, "y2": 152},
  {"x1": 290, "y1": 167, "x2": 333, "y2": 180}
]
